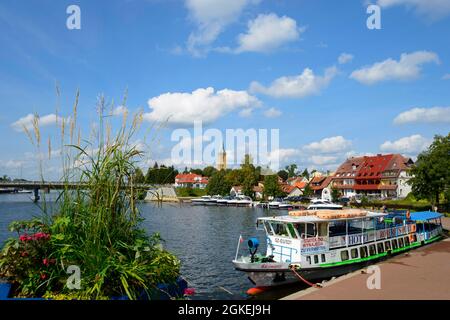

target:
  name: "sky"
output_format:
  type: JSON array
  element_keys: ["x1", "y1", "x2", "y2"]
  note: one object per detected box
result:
[{"x1": 0, "y1": 0, "x2": 449, "y2": 180}]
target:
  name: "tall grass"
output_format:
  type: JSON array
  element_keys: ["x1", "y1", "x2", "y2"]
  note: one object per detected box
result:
[{"x1": 0, "y1": 91, "x2": 180, "y2": 299}]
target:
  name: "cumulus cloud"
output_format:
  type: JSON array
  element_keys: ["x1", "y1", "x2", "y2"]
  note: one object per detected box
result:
[
  {"x1": 143, "y1": 87, "x2": 261, "y2": 125},
  {"x1": 350, "y1": 51, "x2": 439, "y2": 85},
  {"x1": 11, "y1": 113, "x2": 63, "y2": 132},
  {"x1": 185, "y1": 0, "x2": 260, "y2": 56},
  {"x1": 234, "y1": 13, "x2": 303, "y2": 53},
  {"x1": 377, "y1": 0, "x2": 450, "y2": 20},
  {"x1": 263, "y1": 107, "x2": 282, "y2": 118},
  {"x1": 380, "y1": 134, "x2": 431, "y2": 153},
  {"x1": 250, "y1": 66, "x2": 338, "y2": 98},
  {"x1": 394, "y1": 106, "x2": 450, "y2": 124},
  {"x1": 338, "y1": 53, "x2": 354, "y2": 64},
  {"x1": 309, "y1": 155, "x2": 338, "y2": 166},
  {"x1": 303, "y1": 136, "x2": 352, "y2": 154}
]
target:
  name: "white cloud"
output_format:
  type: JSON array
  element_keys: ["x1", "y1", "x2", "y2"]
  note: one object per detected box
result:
[
  {"x1": 377, "y1": 0, "x2": 450, "y2": 20},
  {"x1": 234, "y1": 13, "x2": 302, "y2": 53},
  {"x1": 309, "y1": 155, "x2": 338, "y2": 166},
  {"x1": 143, "y1": 87, "x2": 260, "y2": 125},
  {"x1": 442, "y1": 73, "x2": 450, "y2": 80},
  {"x1": 263, "y1": 107, "x2": 282, "y2": 118},
  {"x1": 394, "y1": 106, "x2": 450, "y2": 124},
  {"x1": 11, "y1": 113, "x2": 63, "y2": 132},
  {"x1": 380, "y1": 134, "x2": 431, "y2": 153},
  {"x1": 111, "y1": 105, "x2": 128, "y2": 116},
  {"x1": 350, "y1": 51, "x2": 439, "y2": 85},
  {"x1": 303, "y1": 136, "x2": 352, "y2": 154},
  {"x1": 338, "y1": 53, "x2": 354, "y2": 64},
  {"x1": 250, "y1": 66, "x2": 338, "y2": 98},
  {"x1": 185, "y1": 0, "x2": 260, "y2": 56}
]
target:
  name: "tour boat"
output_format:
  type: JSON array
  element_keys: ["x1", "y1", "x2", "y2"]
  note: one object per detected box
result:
[{"x1": 232, "y1": 209, "x2": 444, "y2": 288}]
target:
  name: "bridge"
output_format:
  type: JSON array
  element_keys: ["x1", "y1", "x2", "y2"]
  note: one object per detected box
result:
[{"x1": 0, "y1": 181, "x2": 172, "y2": 202}]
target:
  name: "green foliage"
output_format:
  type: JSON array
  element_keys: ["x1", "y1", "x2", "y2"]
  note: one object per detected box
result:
[
  {"x1": 277, "y1": 170, "x2": 288, "y2": 182},
  {"x1": 409, "y1": 133, "x2": 450, "y2": 205},
  {"x1": 302, "y1": 184, "x2": 313, "y2": 197},
  {"x1": 202, "y1": 166, "x2": 217, "y2": 177},
  {"x1": 263, "y1": 175, "x2": 283, "y2": 198},
  {"x1": 0, "y1": 105, "x2": 180, "y2": 300},
  {"x1": 205, "y1": 170, "x2": 232, "y2": 196},
  {"x1": 285, "y1": 164, "x2": 297, "y2": 178},
  {"x1": 145, "y1": 165, "x2": 178, "y2": 185},
  {"x1": 176, "y1": 187, "x2": 206, "y2": 197},
  {"x1": 331, "y1": 187, "x2": 341, "y2": 202},
  {"x1": 301, "y1": 169, "x2": 309, "y2": 180}
]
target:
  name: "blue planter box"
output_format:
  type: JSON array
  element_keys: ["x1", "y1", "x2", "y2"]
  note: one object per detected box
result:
[{"x1": 0, "y1": 277, "x2": 188, "y2": 300}]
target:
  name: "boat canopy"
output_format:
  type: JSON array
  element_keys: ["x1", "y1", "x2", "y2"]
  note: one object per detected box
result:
[{"x1": 410, "y1": 211, "x2": 443, "y2": 222}]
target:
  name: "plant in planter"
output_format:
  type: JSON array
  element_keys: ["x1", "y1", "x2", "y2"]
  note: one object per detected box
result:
[{"x1": 0, "y1": 92, "x2": 182, "y2": 299}]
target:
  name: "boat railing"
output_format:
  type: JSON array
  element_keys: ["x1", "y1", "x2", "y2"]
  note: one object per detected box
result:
[{"x1": 328, "y1": 224, "x2": 414, "y2": 249}]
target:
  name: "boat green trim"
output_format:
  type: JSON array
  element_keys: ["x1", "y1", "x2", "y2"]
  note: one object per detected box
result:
[
  {"x1": 317, "y1": 241, "x2": 422, "y2": 268},
  {"x1": 424, "y1": 235, "x2": 442, "y2": 244}
]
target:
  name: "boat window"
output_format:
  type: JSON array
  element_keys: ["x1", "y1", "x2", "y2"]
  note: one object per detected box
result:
[
  {"x1": 392, "y1": 239, "x2": 398, "y2": 250},
  {"x1": 264, "y1": 221, "x2": 274, "y2": 235},
  {"x1": 306, "y1": 223, "x2": 316, "y2": 238},
  {"x1": 306, "y1": 256, "x2": 311, "y2": 264},
  {"x1": 360, "y1": 246, "x2": 368, "y2": 258},
  {"x1": 384, "y1": 241, "x2": 391, "y2": 251},
  {"x1": 329, "y1": 220, "x2": 346, "y2": 237},
  {"x1": 404, "y1": 236, "x2": 410, "y2": 246},
  {"x1": 398, "y1": 238, "x2": 404, "y2": 248},
  {"x1": 272, "y1": 223, "x2": 291, "y2": 237},
  {"x1": 294, "y1": 223, "x2": 306, "y2": 238},
  {"x1": 377, "y1": 242, "x2": 384, "y2": 254},
  {"x1": 321, "y1": 254, "x2": 326, "y2": 263},
  {"x1": 351, "y1": 248, "x2": 358, "y2": 259},
  {"x1": 317, "y1": 222, "x2": 328, "y2": 237},
  {"x1": 314, "y1": 255, "x2": 319, "y2": 264},
  {"x1": 287, "y1": 223, "x2": 298, "y2": 239},
  {"x1": 348, "y1": 219, "x2": 364, "y2": 235},
  {"x1": 369, "y1": 244, "x2": 376, "y2": 256},
  {"x1": 340, "y1": 250, "x2": 349, "y2": 261}
]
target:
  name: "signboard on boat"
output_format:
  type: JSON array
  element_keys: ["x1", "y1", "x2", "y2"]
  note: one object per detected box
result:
[{"x1": 301, "y1": 237, "x2": 328, "y2": 254}]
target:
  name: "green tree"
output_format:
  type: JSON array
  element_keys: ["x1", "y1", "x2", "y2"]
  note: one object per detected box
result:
[
  {"x1": 206, "y1": 170, "x2": 232, "y2": 196},
  {"x1": 191, "y1": 168, "x2": 203, "y2": 175},
  {"x1": 277, "y1": 170, "x2": 289, "y2": 182},
  {"x1": 263, "y1": 175, "x2": 283, "y2": 199},
  {"x1": 301, "y1": 169, "x2": 310, "y2": 180},
  {"x1": 285, "y1": 164, "x2": 298, "y2": 178},
  {"x1": 303, "y1": 184, "x2": 313, "y2": 197},
  {"x1": 202, "y1": 166, "x2": 217, "y2": 177},
  {"x1": 409, "y1": 133, "x2": 450, "y2": 206},
  {"x1": 331, "y1": 187, "x2": 341, "y2": 202},
  {"x1": 133, "y1": 168, "x2": 145, "y2": 183}
]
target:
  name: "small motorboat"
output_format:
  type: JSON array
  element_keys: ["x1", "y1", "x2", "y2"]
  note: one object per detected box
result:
[
  {"x1": 268, "y1": 198, "x2": 283, "y2": 209},
  {"x1": 191, "y1": 195, "x2": 212, "y2": 205}
]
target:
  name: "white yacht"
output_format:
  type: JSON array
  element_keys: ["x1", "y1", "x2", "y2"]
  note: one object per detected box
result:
[
  {"x1": 307, "y1": 199, "x2": 343, "y2": 210},
  {"x1": 268, "y1": 198, "x2": 283, "y2": 209},
  {"x1": 191, "y1": 195, "x2": 213, "y2": 205}
]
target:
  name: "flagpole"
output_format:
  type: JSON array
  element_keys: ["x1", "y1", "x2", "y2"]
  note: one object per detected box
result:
[{"x1": 235, "y1": 234, "x2": 242, "y2": 261}]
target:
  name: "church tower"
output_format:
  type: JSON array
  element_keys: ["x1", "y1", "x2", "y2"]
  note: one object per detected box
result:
[{"x1": 217, "y1": 143, "x2": 227, "y2": 171}]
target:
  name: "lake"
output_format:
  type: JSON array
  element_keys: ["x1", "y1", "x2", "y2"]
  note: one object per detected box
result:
[{"x1": 0, "y1": 192, "x2": 307, "y2": 299}]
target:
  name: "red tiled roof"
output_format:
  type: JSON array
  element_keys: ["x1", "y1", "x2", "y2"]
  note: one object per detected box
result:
[
  {"x1": 282, "y1": 185, "x2": 298, "y2": 194},
  {"x1": 294, "y1": 181, "x2": 307, "y2": 189},
  {"x1": 355, "y1": 154, "x2": 394, "y2": 180},
  {"x1": 175, "y1": 173, "x2": 207, "y2": 184},
  {"x1": 310, "y1": 176, "x2": 333, "y2": 190}
]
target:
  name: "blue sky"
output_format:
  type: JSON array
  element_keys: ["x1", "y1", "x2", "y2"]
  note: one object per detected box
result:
[{"x1": 0, "y1": 0, "x2": 449, "y2": 179}]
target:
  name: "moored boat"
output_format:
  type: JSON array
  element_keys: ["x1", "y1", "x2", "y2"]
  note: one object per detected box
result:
[{"x1": 232, "y1": 209, "x2": 444, "y2": 288}]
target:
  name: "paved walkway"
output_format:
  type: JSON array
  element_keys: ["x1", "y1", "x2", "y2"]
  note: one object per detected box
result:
[{"x1": 283, "y1": 218, "x2": 450, "y2": 300}]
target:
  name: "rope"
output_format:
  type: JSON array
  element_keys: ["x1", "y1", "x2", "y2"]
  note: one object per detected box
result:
[{"x1": 289, "y1": 265, "x2": 322, "y2": 289}]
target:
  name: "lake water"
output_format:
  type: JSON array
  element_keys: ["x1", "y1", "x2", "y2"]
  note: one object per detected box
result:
[{"x1": 0, "y1": 192, "x2": 307, "y2": 299}]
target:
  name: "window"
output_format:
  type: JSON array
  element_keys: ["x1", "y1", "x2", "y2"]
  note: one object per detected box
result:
[
  {"x1": 306, "y1": 223, "x2": 316, "y2": 238},
  {"x1": 398, "y1": 238, "x2": 404, "y2": 248},
  {"x1": 321, "y1": 254, "x2": 326, "y2": 263},
  {"x1": 360, "y1": 246, "x2": 368, "y2": 258},
  {"x1": 369, "y1": 244, "x2": 376, "y2": 256},
  {"x1": 273, "y1": 223, "x2": 290, "y2": 237},
  {"x1": 329, "y1": 220, "x2": 347, "y2": 236},
  {"x1": 351, "y1": 248, "x2": 358, "y2": 259},
  {"x1": 264, "y1": 222, "x2": 274, "y2": 235},
  {"x1": 295, "y1": 223, "x2": 306, "y2": 238},
  {"x1": 392, "y1": 239, "x2": 398, "y2": 250},
  {"x1": 314, "y1": 255, "x2": 319, "y2": 264},
  {"x1": 306, "y1": 256, "x2": 311, "y2": 264},
  {"x1": 317, "y1": 223, "x2": 328, "y2": 237},
  {"x1": 385, "y1": 241, "x2": 391, "y2": 251},
  {"x1": 404, "y1": 236, "x2": 410, "y2": 246},
  {"x1": 341, "y1": 250, "x2": 349, "y2": 261},
  {"x1": 377, "y1": 242, "x2": 384, "y2": 254}
]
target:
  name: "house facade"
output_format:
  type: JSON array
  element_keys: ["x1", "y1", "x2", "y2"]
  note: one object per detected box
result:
[{"x1": 174, "y1": 173, "x2": 209, "y2": 189}]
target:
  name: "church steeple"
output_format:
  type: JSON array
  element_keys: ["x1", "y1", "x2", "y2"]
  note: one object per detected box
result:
[{"x1": 217, "y1": 143, "x2": 227, "y2": 171}]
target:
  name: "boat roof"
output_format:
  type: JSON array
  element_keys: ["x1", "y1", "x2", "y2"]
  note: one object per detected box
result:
[
  {"x1": 258, "y1": 211, "x2": 387, "y2": 223},
  {"x1": 410, "y1": 211, "x2": 443, "y2": 221}
]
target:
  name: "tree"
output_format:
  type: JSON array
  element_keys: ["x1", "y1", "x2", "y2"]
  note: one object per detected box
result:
[
  {"x1": 331, "y1": 187, "x2": 341, "y2": 203},
  {"x1": 133, "y1": 168, "x2": 145, "y2": 184},
  {"x1": 206, "y1": 170, "x2": 232, "y2": 196},
  {"x1": 191, "y1": 168, "x2": 203, "y2": 175},
  {"x1": 263, "y1": 175, "x2": 283, "y2": 199},
  {"x1": 409, "y1": 133, "x2": 450, "y2": 206},
  {"x1": 301, "y1": 169, "x2": 310, "y2": 180},
  {"x1": 277, "y1": 170, "x2": 289, "y2": 182},
  {"x1": 202, "y1": 166, "x2": 217, "y2": 177},
  {"x1": 303, "y1": 184, "x2": 313, "y2": 197},
  {"x1": 285, "y1": 164, "x2": 298, "y2": 178}
]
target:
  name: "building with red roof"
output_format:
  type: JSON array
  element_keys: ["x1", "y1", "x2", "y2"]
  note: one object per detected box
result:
[{"x1": 174, "y1": 173, "x2": 209, "y2": 189}]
